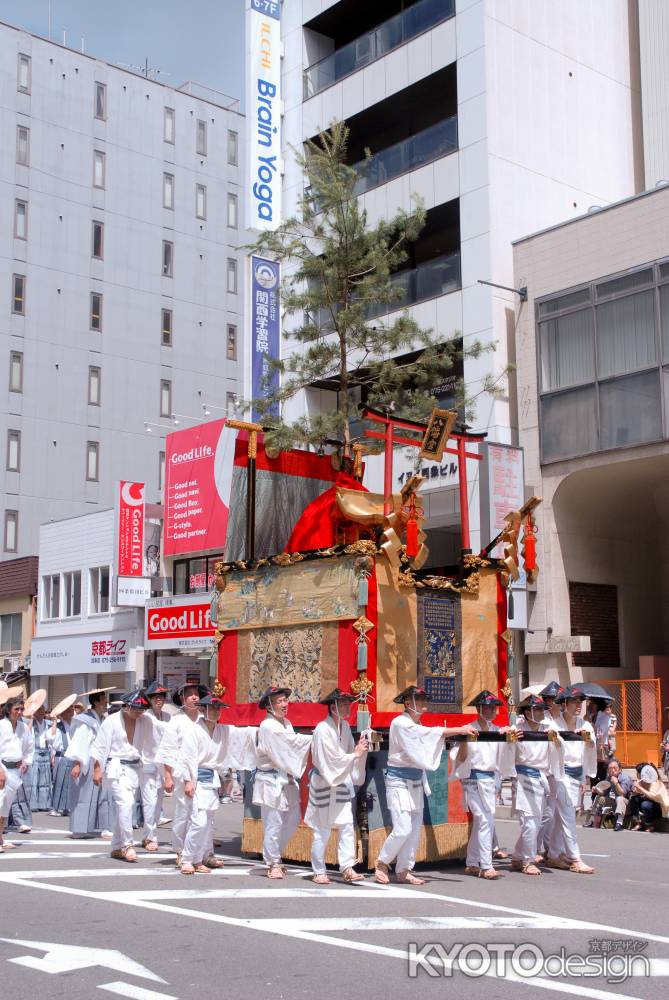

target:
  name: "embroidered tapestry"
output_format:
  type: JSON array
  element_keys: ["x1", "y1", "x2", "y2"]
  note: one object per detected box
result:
[{"x1": 417, "y1": 591, "x2": 462, "y2": 712}]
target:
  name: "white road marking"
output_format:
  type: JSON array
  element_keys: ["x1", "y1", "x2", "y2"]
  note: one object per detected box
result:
[
  {"x1": 244, "y1": 915, "x2": 594, "y2": 932},
  {"x1": 98, "y1": 982, "x2": 177, "y2": 1000},
  {"x1": 0, "y1": 866, "x2": 254, "y2": 881},
  {"x1": 4, "y1": 876, "x2": 664, "y2": 1000},
  {"x1": 0, "y1": 851, "x2": 109, "y2": 860},
  {"x1": 102, "y1": 887, "x2": 421, "y2": 901},
  {"x1": 0, "y1": 939, "x2": 165, "y2": 982}
]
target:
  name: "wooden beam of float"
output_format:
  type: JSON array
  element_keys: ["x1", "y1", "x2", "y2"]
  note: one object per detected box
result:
[
  {"x1": 361, "y1": 406, "x2": 485, "y2": 552},
  {"x1": 226, "y1": 419, "x2": 263, "y2": 561}
]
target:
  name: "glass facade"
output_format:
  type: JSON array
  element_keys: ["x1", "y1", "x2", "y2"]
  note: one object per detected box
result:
[{"x1": 538, "y1": 261, "x2": 669, "y2": 463}]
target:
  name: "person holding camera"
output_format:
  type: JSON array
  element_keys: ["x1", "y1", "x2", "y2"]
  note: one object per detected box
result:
[{"x1": 587, "y1": 758, "x2": 631, "y2": 831}]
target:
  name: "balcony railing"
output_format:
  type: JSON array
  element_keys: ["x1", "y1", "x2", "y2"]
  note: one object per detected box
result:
[
  {"x1": 353, "y1": 116, "x2": 458, "y2": 195},
  {"x1": 304, "y1": 0, "x2": 456, "y2": 98},
  {"x1": 368, "y1": 251, "x2": 461, "y2": 318}
]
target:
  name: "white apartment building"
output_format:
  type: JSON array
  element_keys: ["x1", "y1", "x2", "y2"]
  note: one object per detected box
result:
[
  {"x1": 280, "y1": 0, "x2": 644, "y2": 561},
  {"x1": 0, "y1": 20, "x2": 246, "y2": 560},
  {"x1": 513, "y1": 184, "x2": 669, "y2": 695},
  {"x1": 31, "y1": 508, "x2": 145, "y2": 706}
]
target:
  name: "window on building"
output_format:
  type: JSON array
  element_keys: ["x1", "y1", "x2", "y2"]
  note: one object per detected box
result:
[
  {"x1": 161, "y1": 308, "x2": 173, "y2": 347},
  {"x1": 92, "y1": 220, "x2": 104, "y2": 259},
  {"x1": 195, "y1": 183, "x2": 207, "y2": 220},
  {"x1": 539, "y1": 266, "x2": 669, "y2": 463},
  {"x1": 162, "y1": 239, "x2": 173, "y2": 277},
  {"x1": 89, "y1": 565, "x2": 110, "y2": 614},
  {"x1": 164, "y1": 107, "x2": 175, "y2": 143},
  {"x1": 63, "y1": 571, "x2": 82, "y2": 617},
  {"x1": 42, "y1": 573, "x2": 60, "y2": 618},
  {"x1": 227, "y1": 192, "x2": 238, "y2": 229},
  {"x1": 6, "y1": 430, "x2": 20, "y2": 472},
  {"x1": 12, "y1": 274, "x2": 26, "y2": 315},
  {"x1": 94, "y1": 82, "x2": 107, "y2": 120},
  {"x1": 86, "y1": 440, "x2": 99, "y2": 481},
  {"x1": 159, "y1": 450, "x2": 165, "y2": 495},
  {"x1": 14, "y1": 199, "x2": 28, "y2": 239},
  {"x1": 93, "y1": 149, "x2": 106, "y2": 188},
  {"x1": 90, "y1": 292, "x2": 102, "y2": 331},
  {"x1": 227, "y1": 324, "x2": 237, "y2": 361},
  {"x1": 0, "y1": 613, "x2": 22, "y2": 653},
  {"x1": 160, "y1": 379, "x2": 172, "y2": 417},
  {"x1": 227, "y1": 129, "x2": 238, "y2": 166},
  {"x1": 226, "y1": 391, "x2": 237, "y2": 416},
  {"x1": 196, "y1": 119, "x2": 207, "y2": 155},
  {"x1": 4, "y1": 511, "x2": 18, "y2": 553},
  {"x1": 227, "y1": 258, "x2": 237, "y2": 294},
  {"x1": 163, "y1": 172, "x2": 174, "y2": 209},
  {"x1": 16, "y1": 125, "x2": 29, "y2": 165},
  {"x1": 17, "y1": 53, "x2": 31, "y2": 93},
  {"x1": 9, "y1": 351, "x2": 23, "y2": 393},
  {"x1": 88, "y1": 365, "x2": 101, "y2": 405}
]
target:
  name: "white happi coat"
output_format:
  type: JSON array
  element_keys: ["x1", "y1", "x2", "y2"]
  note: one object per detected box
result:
[
  {"x1": 0, "y1": 718, "x2": 34, "y2": 813},
  {"x1": 253, "y1": 716, "x2": 311, "y2": 811},
  {"x1": 553, "y1": 716, "x2": 596, "y2": 806},
  {"x1": 141, "y1": 710, "x2": 170, "y2": 767},
  {"x1": 386, "y1": 713, "x2": 446, "y2": 812},
  {"x1": 305, "y1": 716, "x2": 365, "y2": 829},
  {"x1": 90, "y1": 711, "x2": 155, "y2": 780},
  {"x1": 450, "y1": 719, "x2": 515, "y2": 813},
  {"x1": 180, "y1": 722, "x2": 257, "y2": 808},
  {"x1": 513, "y1": 718, "x2": 562, "y2": 817},
  {"x1": 154, "y1": 712, "x2": 209, "y2": 779},
  {"x1": 65, "y1": 711, "x2": 102, "y2": 773}
]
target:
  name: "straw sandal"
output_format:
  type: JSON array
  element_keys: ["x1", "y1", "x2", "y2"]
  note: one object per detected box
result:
[
  {"x1": 342, "y1": 867, "x2": 365, "y2": 883},
  {"x1": 267, "y1": 864, "x2": 284, "y2": 879},
  {"x1": 511, "y1": 858, "x2": 541, "y2": 875},
  {"x1": 204, "y1": 853, "x2": 225, "y2": 869},
  {"x1": 312, "y1": 873, "x2": 330, "y2": 884},
  {"x1": 142, "y1": 838, "x2": 159, "y2": 852},
  {"x1": 180, "y1": 862, "x2": 195, "y2": 875},
  {"x1": 111, "y1": 846, "x2": 138, "y2": 863},
  {"x1": 194, "y1": 863, "x2": 212, "y2": 874},
  {"x1": 374, "y1": 861, "x2": 391, "y2": 884},
  {"x1": 396, "y1": 870, "x2": 427, "y2": 885},
  {"x1": 569, "y1": 859, "x2": 594, "y2": 874}
]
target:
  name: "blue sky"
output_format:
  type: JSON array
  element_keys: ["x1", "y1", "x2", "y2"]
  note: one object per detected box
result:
[{"x1": 0, "y1": 0, "x2": 245, "y2": 103}]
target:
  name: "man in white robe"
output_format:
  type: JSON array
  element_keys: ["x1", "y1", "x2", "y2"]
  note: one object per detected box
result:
[
  {"x1": 139, "y1": 681, "x2": 170, "y2": 852},
  {"x1": 65, "y1": 689, "x2": 115, "y2": 838},
  {"x1": 536, "y1": 680, "x2": 565, "y2": 858},
  {"x1": 48, "y1": 693, "x2": 77, "y2": 816},
  {"x1": 451, "y1": 690, "x2": 515, "y2": 880},
  {"x1": 376, "y1": 686, "x2": 475, "y2": 886},
  {"x1": 253, "y1": 686, "x2": 312, "y2": 880},
  {"x1": 545, "y1": 685, "x2": 596, "y2": 874},
  {"x1": 0, "y1": 689, "x2": 34, "y2": 852},
  {"x1": 176, "y1": 693, "x2": 257, "y2": 874},
  {"x1": 155, "y1": 683, "x2": 211, "y2": 864},
  {"x1": 305, "y1": 689, "x2": 368, "y2": 884},
  {"x1": 91, "y1": 689, "x2": 155, "y2": 862},
  {"x1": 511, "y1": 695, "x2": 562, "y2": 875}
]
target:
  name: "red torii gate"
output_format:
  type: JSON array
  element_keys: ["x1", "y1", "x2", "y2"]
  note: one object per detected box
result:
[{"x1": 361, "y1": 407, "x2": 485, "y2": 552}]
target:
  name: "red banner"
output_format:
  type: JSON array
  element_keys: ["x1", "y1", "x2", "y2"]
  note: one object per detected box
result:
[
  {"x1": 163, "y1": 419, "x2": 235, "y2": 557},
  {"x1": 117, "y1": 481, "x2": 145, "y2": 577}
]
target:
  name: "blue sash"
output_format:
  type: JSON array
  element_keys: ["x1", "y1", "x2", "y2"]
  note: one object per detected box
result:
[
  {"x1": 386, "y1": 765, "x2": 423, "y2": 780},
  {"x1": 197, "y1": 767, "x2": 215, "y2": 783},
  {"x1": 565, "y1": 765, "x2": 583, "y2": 780},
  {"x1": 516, "y1": 764, "x2": 541, "y2": 778},
  {"x1": 468, "y1": 768, "x2": 495, "y2": 780}
]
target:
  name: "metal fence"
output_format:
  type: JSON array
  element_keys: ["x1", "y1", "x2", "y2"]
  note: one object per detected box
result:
[{"x1": 599, "y1": 678, "x2": 662, "y2": 767}]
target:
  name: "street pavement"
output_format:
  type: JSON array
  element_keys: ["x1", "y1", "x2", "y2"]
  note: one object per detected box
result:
[{"x1": 0, "y1": 804, "x2": 666, "y2": 1000}]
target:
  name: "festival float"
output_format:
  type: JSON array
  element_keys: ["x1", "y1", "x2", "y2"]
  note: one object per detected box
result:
[{"x1": 202, "y1": 410, "x2": 539, "y2": 868}]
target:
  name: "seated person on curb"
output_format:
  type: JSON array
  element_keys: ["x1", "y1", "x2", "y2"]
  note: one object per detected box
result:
[
  {"x1": 629, "y1": 762, "x2": 666, "y2": 832},
  {"x1": 586, "y1": 759, "x2": 631, "y2": 831}
]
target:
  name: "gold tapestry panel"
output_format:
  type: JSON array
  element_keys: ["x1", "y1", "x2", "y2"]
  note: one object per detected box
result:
[
  {"x1": 237, "y1": 621, "x2": 340, "y2": 704},
  {"x1": 460, "y1": 569, "x2": 499, "y2": 712}
]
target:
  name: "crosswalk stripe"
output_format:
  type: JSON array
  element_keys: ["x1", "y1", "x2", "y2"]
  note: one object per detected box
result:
[
  {"x1": 0, "y1": 852, "x2": 109, "y2": 860},
  {"x1": 101, "y1": 887, "x2": 414, "y2": 901},
  {"x1": 0, "y1": 867, "x2": 254, "y2": 881},
  {"x1": 98, "y1": 982, "x2": 178, "y2": 1000}
]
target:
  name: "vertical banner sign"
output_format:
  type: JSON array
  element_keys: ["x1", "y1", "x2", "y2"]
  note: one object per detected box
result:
[
  {"x1": 479, "y1": 442, "x2": 525, "y2": 558},
  {"x1": 251, "y1": 255, "x2": 280, "y2": 420},
  {"x1": 246, "y1": 0, "x2": 282, "y2": 231},
  {"x1": 163, "y1": 419, "x2": 236, "y2": 557},
  {"x1": 117, "y1": 481, "x2": 145, "y2": 577}
]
